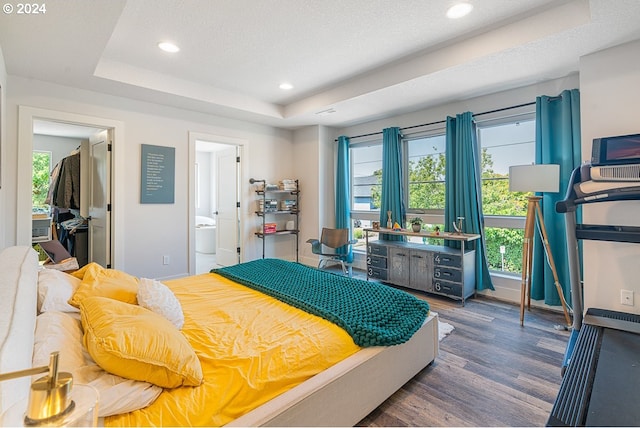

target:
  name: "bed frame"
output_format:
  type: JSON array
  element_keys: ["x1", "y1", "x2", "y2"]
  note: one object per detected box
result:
[{"x1": 0, "y1": 246, "x2": 439, "y2": 426}]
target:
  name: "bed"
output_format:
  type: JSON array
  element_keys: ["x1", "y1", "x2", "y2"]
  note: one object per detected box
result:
[{"x1": 0, "y1": 246, "x2": 438, "y2": 426}]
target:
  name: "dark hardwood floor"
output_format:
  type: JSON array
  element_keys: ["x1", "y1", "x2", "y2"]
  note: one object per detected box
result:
[{"x1": 356, "y1": 283, "x2": 570, "y2": 427}]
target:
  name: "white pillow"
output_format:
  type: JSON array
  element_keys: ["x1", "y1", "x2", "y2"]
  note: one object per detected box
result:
[
  {"x1": 33, "y1": 311, "x2": 162, "y2": 417},
  {"x1": 37, "y1": 268, "x2": 81, "y2": 313},
  {"x1": 137, "y1": 278, "x2": 185, "y2": 329}
]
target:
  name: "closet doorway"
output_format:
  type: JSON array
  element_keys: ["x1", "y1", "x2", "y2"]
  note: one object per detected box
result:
[
  {"x1": 189, "y1": 132, "x2": 245, "y2": 274},
  {"x1": 31, "y1": 120, "x2": 112, "y2": 268},
  {"x1": 17, "y1": 106, "x2": 123, "y2": 268}
]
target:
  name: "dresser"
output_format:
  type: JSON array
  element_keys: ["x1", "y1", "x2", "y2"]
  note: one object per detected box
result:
[{"x1": 364, "y1": 228, "x2": 478, "y2": 305}]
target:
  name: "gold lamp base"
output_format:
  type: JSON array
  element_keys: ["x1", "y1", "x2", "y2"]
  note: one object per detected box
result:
[
  {"x1": 1, "y1": 384, "x2": 98, "y2": 427},
  {"x1": 24, "y1": 372, "x2": 74, "y2": 426},
  {"x1": 0, "y1": 352, "x2": 99, "y2": 427}
]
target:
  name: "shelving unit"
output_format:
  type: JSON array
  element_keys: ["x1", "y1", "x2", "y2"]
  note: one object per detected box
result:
[
  {"x1": 548, "y1": 166, "x2": 640, "y2": 426},
  {"x1": 253, "y1": 179, "x2": 300, "y2": 262}
]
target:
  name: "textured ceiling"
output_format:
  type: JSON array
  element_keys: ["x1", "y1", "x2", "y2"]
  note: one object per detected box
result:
[{"x1": 2, "y1": 0, "x2": 640, "y2": 131}]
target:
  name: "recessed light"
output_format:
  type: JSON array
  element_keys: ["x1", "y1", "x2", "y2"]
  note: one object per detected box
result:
[
  {"x1": 279, "y1": 82, "x2": 294, "y2": 90},
  {"x1": 158, "y1": 41, "x2": 180, "y2": 53},
  {"x1": 446, "y1": 2, "x2": 473, "y2": 19}
]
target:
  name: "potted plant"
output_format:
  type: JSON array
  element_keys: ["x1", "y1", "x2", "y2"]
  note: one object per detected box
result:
[{"x1": 409, "y1": 217, "x2": 423, "y2": 233}]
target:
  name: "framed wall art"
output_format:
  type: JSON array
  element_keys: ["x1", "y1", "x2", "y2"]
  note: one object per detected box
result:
[{"x1": 140, "y1": 144, "x2": 175, "y2": 204}]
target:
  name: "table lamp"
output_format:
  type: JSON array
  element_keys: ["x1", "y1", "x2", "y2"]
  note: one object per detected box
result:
[{"x1": 509, "y1": 164, "x2": 571, "y2": 327}]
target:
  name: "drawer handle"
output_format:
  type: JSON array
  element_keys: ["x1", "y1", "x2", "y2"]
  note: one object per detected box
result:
[{"x1": 435, "y1": 269, "x2": 453, "y2": 277}]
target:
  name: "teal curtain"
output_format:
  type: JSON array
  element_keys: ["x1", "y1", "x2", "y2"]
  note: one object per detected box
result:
[
  {"x1": 335, "y1": 135, "x2": 353, "y2": 263},
  {"x1": 379, "y1": 127, "x2": 405, "y2": 241},
  {"x1": 445, "y1": 112, "x2": 494, "y2": 291},
  {"x1": 532, "y1": 89, "x2": 582, "y2": 305}
]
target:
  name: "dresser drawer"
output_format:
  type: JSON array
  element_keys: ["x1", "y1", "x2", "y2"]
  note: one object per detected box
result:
[
  {"x1": 433, "y1": 266, "x2": 462, "y2": 283},
  {"x1": 368, "y1": 243, "x2": 388, "y2": 257},
  {"x1": 433, "y1": 252, "x2": 462, "y2": 268},
  {"x1": 367, "y1": 255, "x2": 387, "y2": 269},
  {"x1": 432, "y1": 279, "x2": 462, "y2": 296},
  {"x1": 367, "y1": 266, "x2": 388, "y2": 280}
]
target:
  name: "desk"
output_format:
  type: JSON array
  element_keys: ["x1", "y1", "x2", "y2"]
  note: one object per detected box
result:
[{"x1": 363, "y1": 228, "x2": 480, "y2": 305}]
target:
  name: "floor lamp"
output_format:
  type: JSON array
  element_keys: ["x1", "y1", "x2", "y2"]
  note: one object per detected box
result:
[{"x1": 509, "y1": 164, "x2": 571, "y2": 327}]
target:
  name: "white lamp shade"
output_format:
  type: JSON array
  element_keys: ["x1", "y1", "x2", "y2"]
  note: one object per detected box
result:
[{"x1": 509, "y1": 164, "x2": 560, "y2": 193}]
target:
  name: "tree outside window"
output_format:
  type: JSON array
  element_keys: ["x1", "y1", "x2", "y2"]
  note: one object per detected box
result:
[
  {"x1": 32, "y1": 151, "x2": 51, "y2": 211},
  {"x1": 478, "y1": 120, "x2": 535, "y2": 273}
]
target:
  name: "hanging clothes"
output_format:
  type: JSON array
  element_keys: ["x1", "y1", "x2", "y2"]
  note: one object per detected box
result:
[
  {"x1": 47, "y1": 152, "x2": 81, "y2": 209},
  {"x1": 44, "y1": 161, "x2": 61, "y2": 206}
]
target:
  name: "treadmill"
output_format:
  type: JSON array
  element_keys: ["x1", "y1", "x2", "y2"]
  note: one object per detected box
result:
[{"x1": 548, "y1": 166, "x2": 640, "y2": 426}]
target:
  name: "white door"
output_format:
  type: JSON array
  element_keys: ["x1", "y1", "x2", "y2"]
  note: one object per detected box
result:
[
  {"x1": 88, "y1": 130, "x2": 111, "y2": 267},
  {"x1": 215, "y1": 146, "x2": 240, "y2": 266}
]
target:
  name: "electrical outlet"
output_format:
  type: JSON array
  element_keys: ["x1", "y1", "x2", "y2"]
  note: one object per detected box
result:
[
  {"x1": 620, "y1": 289, "x2": 634, "y2": 306},
  {"x1": 163, "y1": 255, "x2": 170, "y2": 265}
]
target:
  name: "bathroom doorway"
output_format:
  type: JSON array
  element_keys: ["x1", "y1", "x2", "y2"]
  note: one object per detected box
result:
[{"x1": 191, "y1": 136, "x2": 243, "y2": 274}]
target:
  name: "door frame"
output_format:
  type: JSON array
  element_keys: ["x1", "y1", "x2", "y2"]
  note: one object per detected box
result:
[
  {"x1": 188, "y1": 131, "x2": 245, "y2": 274},
  {"x1": 17, "y1": 106, "x2": 124, "y2": 268}
]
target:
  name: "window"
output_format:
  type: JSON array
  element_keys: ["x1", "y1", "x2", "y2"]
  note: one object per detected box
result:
[
  {"x1": 350, "y1": 131, "x2": 447, "y2": 248},
  {"x1": 350, "y1": 142, "x2": 383, "y2": 249},
  {"x1": 351, "y1": 143, "x2": 383, "y2": 212},
  {"x1": 32, "y1": 150, "x2": 51, "y2": 212},
  {"x1": 406, "y1": 134, "x2": 446, "y2": 211},
  {"x1": 348, "y1": 115, "x2": 535, "y2": 271},
  {"x1": 477, "y1": 118, "x2": 535, "y2": 274}
]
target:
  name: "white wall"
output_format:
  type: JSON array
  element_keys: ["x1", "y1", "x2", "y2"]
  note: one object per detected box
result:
[
  {"x1": 334, "y1": 76, "x2": 579, "y2": 142},
  {"x1": 292, "y1": 126, "x2": 320, "y2": 266},
  {"x1": 3, "y1": 76, "x2": 293, "y2": 278},
  {"x1": 244, "y1": 141, "x2": 296, "y2": 262},
  {"x1": 33, "y1": 134, "x2": 85, "y2": 168},
  {"x1": 318, "y1": 125, "x2": 336, "y2": 241},
  {"x1": 580, "y1": 39, "x2": 640, "y2": 315},
  {"x1": 0, "y1": 46, "x2": 7, "y2": 247},
  {"x1": 292, "y1": 125, "x2": 337, "y2": 267},
  {"x1": 195, "y1": 150, "x2": 214, "y2": 218}
]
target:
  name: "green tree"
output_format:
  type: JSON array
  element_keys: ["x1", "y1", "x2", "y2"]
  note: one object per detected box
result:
[
  {"x1": 370, "y1": 149, "x2": 446, "y2": 217},
  {"x1": 370, "y1": 169, "x2": 382, "y2": 210},
  {"x1": 32, "y1": 151, "x2": 51, "y2": 209},
  {"x1": 408, "y1": 152, "x2": 446, "y2": 210},
  {"x1": 478, "y1": 149, "x2": 530, "y2": 272}
]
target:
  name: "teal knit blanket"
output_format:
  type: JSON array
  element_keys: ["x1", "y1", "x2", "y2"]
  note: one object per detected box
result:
[{"x1": 212, "y1": 259, "x2": 429, "y2": 347}]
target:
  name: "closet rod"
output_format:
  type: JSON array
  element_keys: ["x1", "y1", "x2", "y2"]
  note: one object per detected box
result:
[{"x1": 335, "y1": 100, "x2": 537, "y2": 142}]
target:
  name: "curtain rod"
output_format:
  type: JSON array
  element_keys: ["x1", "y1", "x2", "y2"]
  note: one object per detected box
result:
[{"x1": 335, "y1": 100, "x2": 537, "y2": 142}]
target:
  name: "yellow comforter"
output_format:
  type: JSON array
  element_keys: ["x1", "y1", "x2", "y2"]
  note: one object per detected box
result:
[{"x1": 105, "y1": 272, "x2": 360, "y2": 427}]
